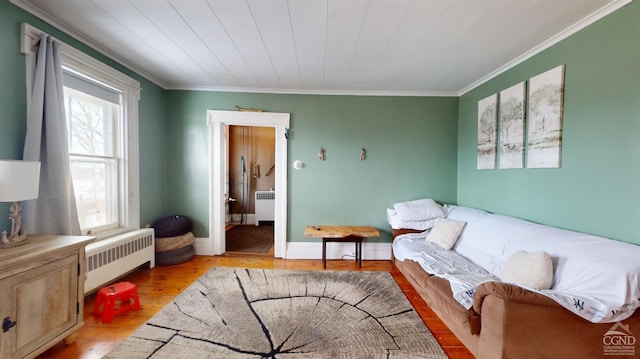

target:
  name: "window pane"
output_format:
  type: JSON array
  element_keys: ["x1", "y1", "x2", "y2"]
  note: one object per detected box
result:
[
  {"x1": 70, "y1": 159, "x2": 118, "y2": 230},
  {"x1": 64, "y1": 87, "x2": 116, "y2": 157}
]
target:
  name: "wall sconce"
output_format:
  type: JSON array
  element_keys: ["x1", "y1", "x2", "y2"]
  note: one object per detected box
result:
[{"x1": 0, "y1": 160, "x2": 40, "y2": 248}]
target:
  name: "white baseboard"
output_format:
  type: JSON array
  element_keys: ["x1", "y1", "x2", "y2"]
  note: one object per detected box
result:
[
  {"x1": 229, "y1": 213, "x2": 256, "y2": 225},
  {"x1": 194, "y1": 237, "x2": 214, "y2": 255},
  {"x1": 285, "y1": 241, "x2": 392, "y2": 260},
  {"x1": 193, "y1": 237, "x2": 392, "y2": 260}
]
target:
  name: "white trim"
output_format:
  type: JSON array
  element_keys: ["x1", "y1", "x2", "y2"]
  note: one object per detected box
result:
[
  {"x1": 12, "y1": 0, "x2": 165, "y2": 88},
  {"x1": 458, "y1": 0, "x2": 632, "y2": 96},
  {"x1": 193, "y1": 237, "x2": 214, "y2": 256},
  {"x1": 169, "y1": 85, "x2": 457, "y2": 98},
  {"x1": 229, "y1": 213, "x2": 256, "y2": 225},
  {"x1": 12, "y1": 0, "x2": 630, "y2": 97},
  {"x1": 207, "y1": 111, "x2": 290, "y2": 257},
  {"x1": 285, "y1": 242, "x2": 392, "y2": 261},
  {"x1": 22, "y1": 23, "x2": 35, "y2": 120},
  {"x1": 21, "y1": 23, "x2": 142, "y2": 235},
  {"x1": 21, "y1": 23, "x2": 141, "y2": 99}
]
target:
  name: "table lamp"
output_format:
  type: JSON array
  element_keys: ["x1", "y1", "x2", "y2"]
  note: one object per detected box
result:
[{"x1": 0, "y1": 160, "x2": 40, "y2": 248}]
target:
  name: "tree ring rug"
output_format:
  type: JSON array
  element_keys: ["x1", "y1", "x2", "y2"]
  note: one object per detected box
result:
[{"x1": 104, "y1": 267, "x2": 447, "y2": 358}]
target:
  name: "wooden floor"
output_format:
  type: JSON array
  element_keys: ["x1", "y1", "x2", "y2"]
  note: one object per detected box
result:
[{"x1": 39, "y1": 255, "x2": 474, "y2": 359}]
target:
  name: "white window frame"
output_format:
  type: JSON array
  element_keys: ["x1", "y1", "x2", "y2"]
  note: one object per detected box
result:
[{"x1": 21, "y1": 23, "x2": 141, "y2": 239}]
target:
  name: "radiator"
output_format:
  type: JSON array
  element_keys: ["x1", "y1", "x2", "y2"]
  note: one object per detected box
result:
[
  {"x1": 255, "y1": 190, "x2": 275, "y2": 226},
  {"x1": 84, "y1": 228, "x2": 155, "y2": 293}
]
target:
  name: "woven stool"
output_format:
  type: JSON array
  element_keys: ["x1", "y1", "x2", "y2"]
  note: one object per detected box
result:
[
  {"x1": 155, "y1": 231, "x2": 195, "y2": 265},
  {"x1": 93, "y1": 281, "x2": 141, "y2": 323},
  {"x1": 155, "y1": 232, "x2": 195, "y2": 253},
  {"x1": 152, "y1": 215, "x2": 192, "y2": 237}
]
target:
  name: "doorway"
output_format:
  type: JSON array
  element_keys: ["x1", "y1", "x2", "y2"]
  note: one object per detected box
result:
[
  {"x1": 207, "y1": 110, "x2": 290, "y2": 258},
  {"x1": 225, "y1": 125, "x2": 276, "y2": 256},
  {"x1": 226, "y1": 125, "x2": 275, "y2": 225}
]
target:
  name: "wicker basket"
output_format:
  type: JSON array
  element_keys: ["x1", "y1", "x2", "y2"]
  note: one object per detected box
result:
[
  {"x1": 152, "y1": 215, "x2": 193, "y2": 238},
  {"x1": 155, "y1": 232, "x2": 195, "y2": 253},
  {"x1": 155, "y1": 245, "x2": 195, "y2": 266}
]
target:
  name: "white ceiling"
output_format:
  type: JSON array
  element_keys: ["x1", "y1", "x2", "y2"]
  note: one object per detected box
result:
[{"x1": 12, "y1": 0, "x2": 629, "y2": 96}]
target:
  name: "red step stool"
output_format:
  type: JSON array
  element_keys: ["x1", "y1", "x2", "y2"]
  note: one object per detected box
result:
[{"x1": 93, "y1": 281, "x2": 141, "y2": 323}]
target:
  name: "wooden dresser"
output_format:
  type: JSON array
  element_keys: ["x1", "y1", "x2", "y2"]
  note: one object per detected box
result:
[{"x1": 0, "y1": 235, "x2": 95, "y2": 359}]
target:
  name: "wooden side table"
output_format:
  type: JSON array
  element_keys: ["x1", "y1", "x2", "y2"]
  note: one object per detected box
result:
[{"x1": 304, "y1": 225, "x2": 380, "y2": 268}]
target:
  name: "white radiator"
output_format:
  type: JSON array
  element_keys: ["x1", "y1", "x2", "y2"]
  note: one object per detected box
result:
[
  {"x1": 84, "y1": 228, "x2": 155, "y2": 293},
  {"x1": 255, "y1": 190, "x2": 275, "y2": 226}
]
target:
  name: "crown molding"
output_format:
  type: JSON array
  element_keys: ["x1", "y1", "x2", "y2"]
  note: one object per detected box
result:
[
  {"x1": 458, "y1": 0, "x2": 633, "y2": 96},
  {"x1": 10, "y1": 0, "x2": 167, "y2": 89},
  {"x1": 11, "y1": 0, "x2": 632, "y2": 97},
  {"x1": 166, "y1": 84, "x2": 458, "y2": 97}
]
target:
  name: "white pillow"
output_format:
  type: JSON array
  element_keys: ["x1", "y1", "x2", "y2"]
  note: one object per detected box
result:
[
  {"x1": 394, "y1": 198, "x2": 446, "y2": 222},
  {"x1": 502, "y1": 250, "x2": 553, "y2": 290},
  {"x1": 425, "y1": 219, "x2": 466, "y2": 250},
  {"x1": 386, "y1": 208, "x2": 440, "y2": 230},
  {"x1": 446, "y1": 205, "x2": 490, "y2": 223}
]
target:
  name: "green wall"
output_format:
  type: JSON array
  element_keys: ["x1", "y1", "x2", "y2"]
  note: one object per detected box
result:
[
  {"x1": 457, "y1": 1, "x2": 640, "y2": 244},
  {"x1": 165, "y1": 92, "x2": 459, "y2": 241},
  {"x1": 5, "y1": 0, "x2": 639, "y2": 247},
  {"x1": 0, "y1": 1, "x2": 169, "y2": 231}
]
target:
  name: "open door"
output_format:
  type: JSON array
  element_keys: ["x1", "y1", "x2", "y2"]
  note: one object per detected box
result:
[{"x1": 207, "y1": 110, "x2": 290, "y2": 258}]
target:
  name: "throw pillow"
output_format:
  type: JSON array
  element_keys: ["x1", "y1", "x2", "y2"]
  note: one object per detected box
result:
[
  {"x1": 502, "y1": 250, "x2": 554, "y2": 290},
  {"x1": 425, "y1": 219, "x2": 466, "y2": 250}
]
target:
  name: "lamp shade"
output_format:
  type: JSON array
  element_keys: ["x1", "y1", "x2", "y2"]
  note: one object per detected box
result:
[{"x1": 0, "y1": 160, "x2": 40, "y2": 202}]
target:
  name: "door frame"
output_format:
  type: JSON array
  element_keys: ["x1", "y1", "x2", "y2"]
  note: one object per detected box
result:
[{"x1": 207, "y1": 110, "x2": 290, "y2": 257}]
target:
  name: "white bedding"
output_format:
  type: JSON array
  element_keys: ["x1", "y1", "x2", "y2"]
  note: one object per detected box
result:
[
  {"x1": 393, "y1": 198, "x2": 446, "y2": 221},
  {"x1": 386, "y1": 208, "x2": 441, "y2": 230},
  {"x1": 393, "y1": 205, "x2": 640, "y2": 323},
  {"x1": 393, "y1": 232, "x2": 497, "y2": 309}
]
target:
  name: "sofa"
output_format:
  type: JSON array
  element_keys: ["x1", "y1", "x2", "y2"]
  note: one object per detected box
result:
[{"x1": 389, "y1": 202, "x2": 640, "y2": 358}]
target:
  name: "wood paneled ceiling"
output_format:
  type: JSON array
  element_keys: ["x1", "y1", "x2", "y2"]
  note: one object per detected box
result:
[{"x1": 12, "y1": 0, "x2": 629, "y2": 95}]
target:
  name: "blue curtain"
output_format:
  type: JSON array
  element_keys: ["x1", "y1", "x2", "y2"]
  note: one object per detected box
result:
[{"x1": 22, "y1": 34, "x2": 81, "y2": 236}]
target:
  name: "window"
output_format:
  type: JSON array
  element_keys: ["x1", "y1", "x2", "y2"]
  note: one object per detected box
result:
[
  {"x1": 56, "y1": 56, "x2": 141, "y2": 238},
  {"x1": 22, "y1": 24, "x2": 142, "y2": 238},
  {"x1": 63, "y1": 71, "x2": 121, "y2": 233}
]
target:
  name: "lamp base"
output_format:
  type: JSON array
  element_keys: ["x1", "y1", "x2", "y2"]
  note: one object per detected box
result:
[
  {"x1": 0, "y1": 230, "x2": 30, "y2": 249},
  {"x1": 1, "y1": 201, "x2": 30, "y2": 249}
]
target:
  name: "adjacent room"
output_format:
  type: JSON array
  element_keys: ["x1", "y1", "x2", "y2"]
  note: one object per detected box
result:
[
  {"x1": 225, "y1": 124, "x2": 276, "y2": 256},
  {"x1": 0, "y1": 0, "x2": 639, "y2": 358}
]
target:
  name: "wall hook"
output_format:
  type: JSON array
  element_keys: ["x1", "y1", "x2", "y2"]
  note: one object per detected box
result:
[
  {"x1": 318, "y1": 147, "x2": 325, "y2": 161},
  {"x1": 360, "y1": 147, "x2": 366, "y2": 160}
]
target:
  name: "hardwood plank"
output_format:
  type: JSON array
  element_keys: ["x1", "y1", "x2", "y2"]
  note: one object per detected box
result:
[
  {"x1": 423, "y1": 317, "x2": 458, "y2": 332},
  {"x1": 39, "y1": 256, "x2": 473, "y2": 358},
  {"x1": 444, "y1": 346, "x2": 478, "y2": 359}
]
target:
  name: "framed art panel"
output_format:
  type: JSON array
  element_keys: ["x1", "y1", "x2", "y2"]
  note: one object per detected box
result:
[
  {"x1": 477, "y1": 94, "x2": 497, "y2": 170},
  {"x1": 527, "y1": 65, "x2": 565, "y2": 168},
  {"x1": 499, "y1": 82, "x2": 526, "y2": 169}
]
